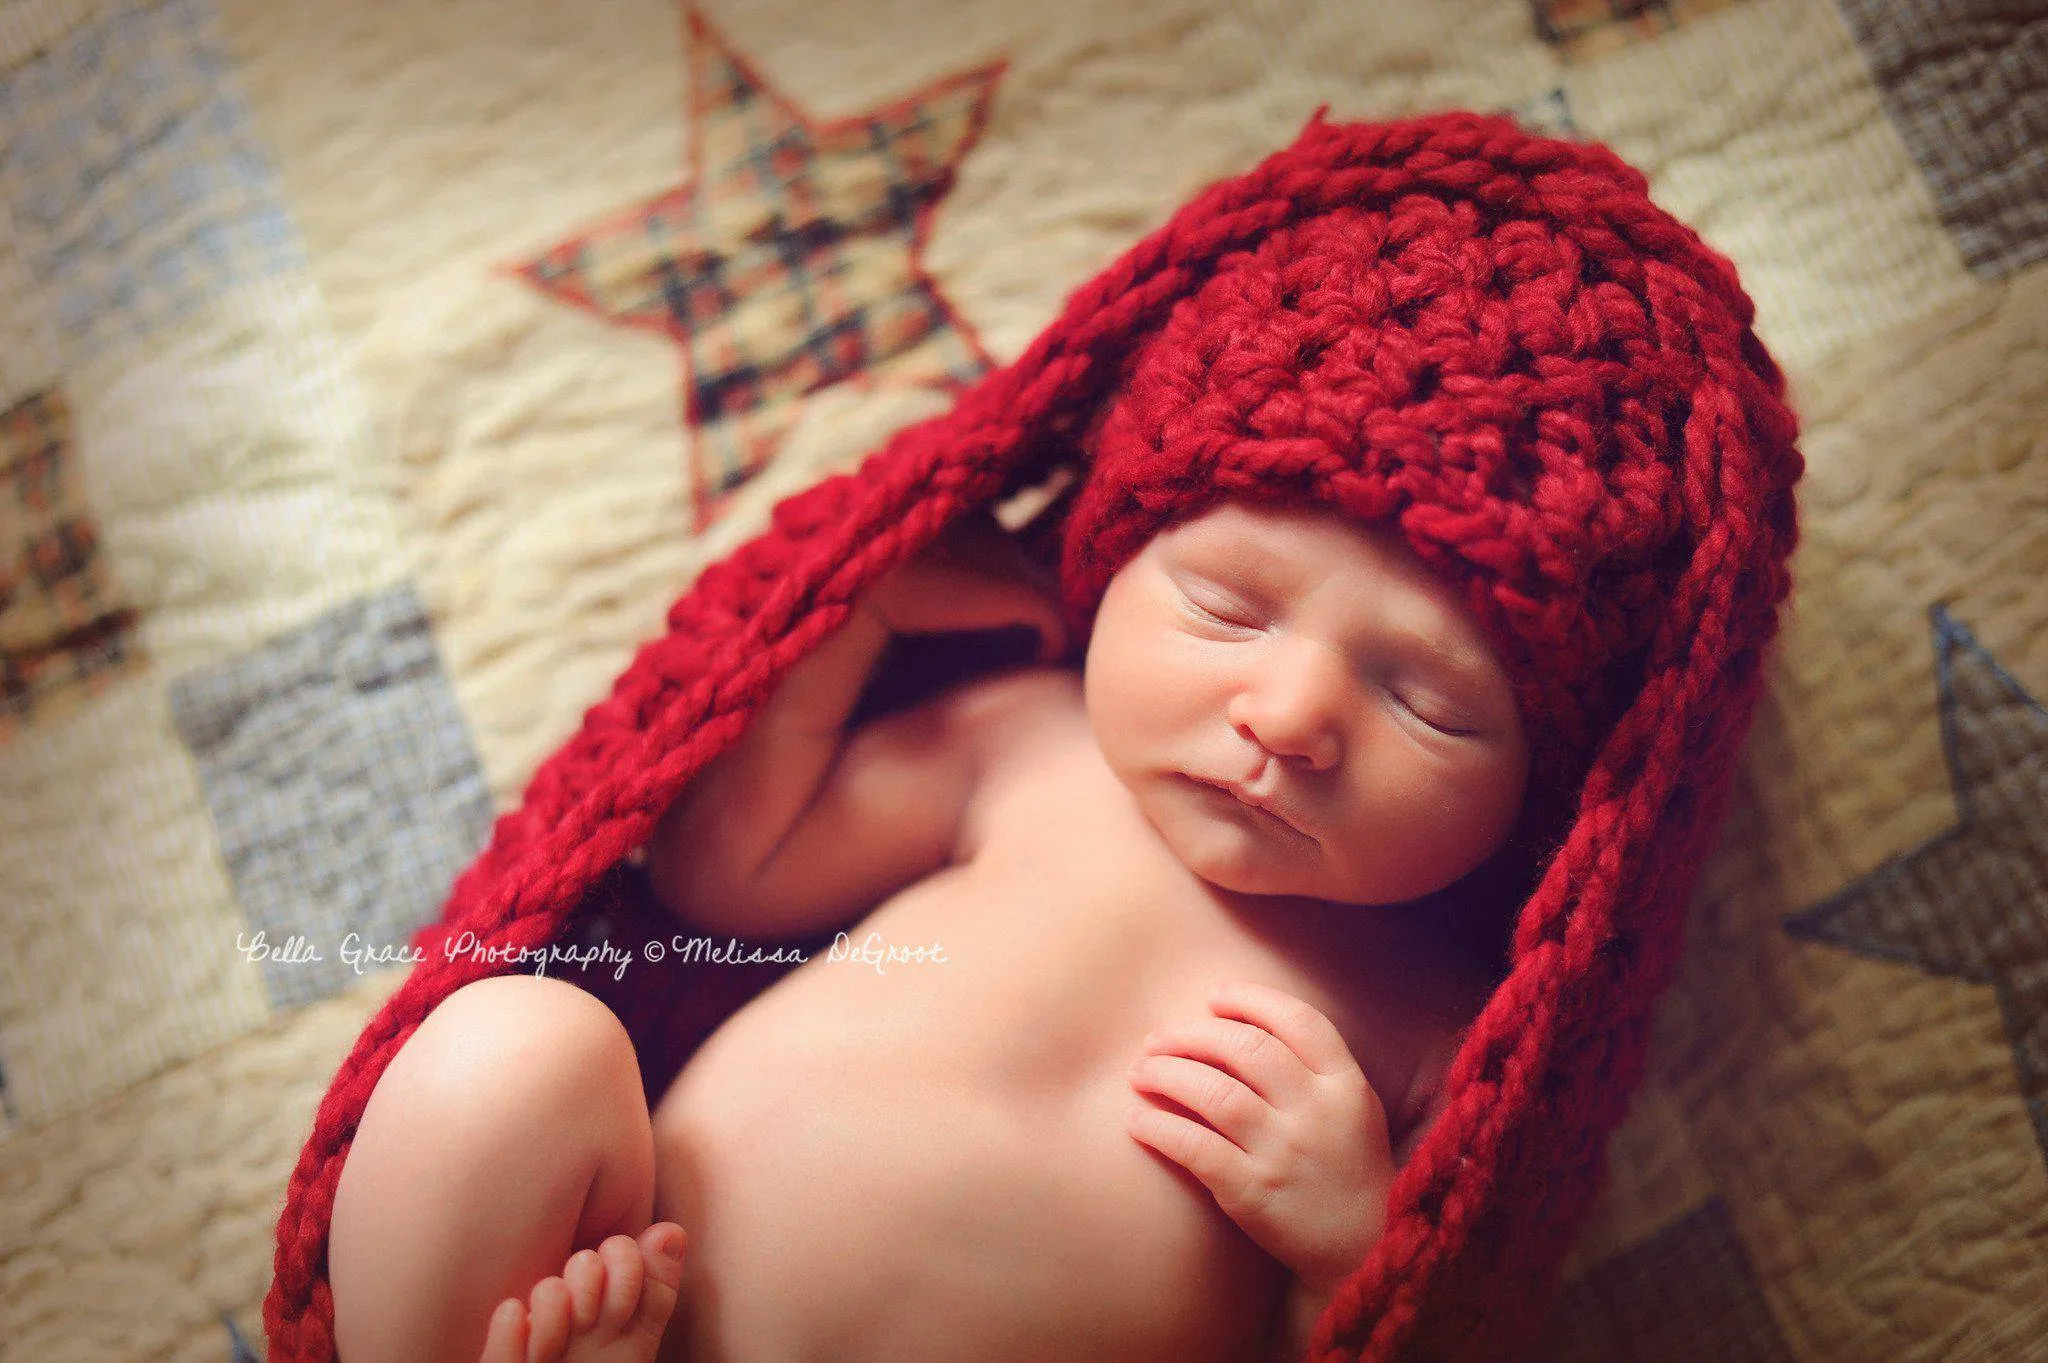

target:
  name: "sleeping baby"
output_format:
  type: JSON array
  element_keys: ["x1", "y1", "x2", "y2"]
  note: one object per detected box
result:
[
  {"x1": 280, "y1": 108, "x2": 1804, "y2": 1363},
  {"x1": 325, "y1": 487, "x2": 1537, "y2": 1363}
]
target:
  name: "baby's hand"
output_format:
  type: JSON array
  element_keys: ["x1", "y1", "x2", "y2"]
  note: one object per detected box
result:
[
  {"x1": 861, "y1": 510, "x2": 1066, "y2": 659},
  {"x1": 1126, "y1": 981, "x2": 1394, "y2": 1295}
]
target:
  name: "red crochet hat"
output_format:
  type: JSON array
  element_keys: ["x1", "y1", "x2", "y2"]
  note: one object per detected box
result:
[
  {"x1": 1056, "y1": 177, "x2": 1795, "y2": 806},
  {"x1": 267, "y1": 110, "x2": 1801, "y2": 1363}
]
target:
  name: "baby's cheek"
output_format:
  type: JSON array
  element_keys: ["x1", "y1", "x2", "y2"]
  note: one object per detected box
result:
[
  {"x1": 1436, "y1": 753, "x2": 1527, "y2": 865},
  {"x1": 1089, "y1": 642, "x2": 1185, "y2": 764},
  {"x1": 1354, "y1": 786, "x2": 1509, "y2": 900}
]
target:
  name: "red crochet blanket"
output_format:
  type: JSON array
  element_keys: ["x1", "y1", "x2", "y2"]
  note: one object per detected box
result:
[{"x1": 266, "y1": 109, "x2": 1800, "y2": 1362}]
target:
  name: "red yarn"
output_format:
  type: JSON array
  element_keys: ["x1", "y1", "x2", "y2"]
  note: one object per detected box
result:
[{"x1": 265, "y1": 109, "x2": 1800, "y2": 1362}]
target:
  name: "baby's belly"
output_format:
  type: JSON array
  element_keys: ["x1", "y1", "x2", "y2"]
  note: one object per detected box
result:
[{"x1": 649, "y1": 874, "x2": 1283, "y2": 1363}]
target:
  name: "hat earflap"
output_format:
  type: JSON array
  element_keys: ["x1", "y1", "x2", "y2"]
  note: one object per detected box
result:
[{"x1": 1326, "y1": 342, "x2": 1799, "y2": 1357}]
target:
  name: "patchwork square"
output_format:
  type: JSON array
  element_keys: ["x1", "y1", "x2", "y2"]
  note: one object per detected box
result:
[
  {"x1": 169, "y1": 582, "x2": 496, "y2": 1010},
  {"x1": 0, "y1": 198, "x2": 61, "y2": 405},
  {"x1": 1563, "y1": 0, "x2": 1979, "y2": 368},
  {"x1": 0, "y1": 0, "x2": 94, "y2": 70},
  {"x1": 0, "y1": 387, "x2": 142, "y2": 742},
  {"x1": 65, "y1": 270, "x2": 408, "y2": 682},
  {"x1": 1529, "y1": 0, "x2": 1743, "y2": 61},
  {"x1": 0, "y1": 671, "x2": 267, "y2": 1134},
  {"x1": 1835, "y1": 0, "x2": 2048, "y2": 280},
  {"x1": 0, "y1": 0, "x2": 300, "y2": 365}
]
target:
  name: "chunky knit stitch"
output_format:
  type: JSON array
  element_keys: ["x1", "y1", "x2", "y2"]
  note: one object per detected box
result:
[{"x1": 266, "y1": 109, "x2": 1801, "y2": 1362}]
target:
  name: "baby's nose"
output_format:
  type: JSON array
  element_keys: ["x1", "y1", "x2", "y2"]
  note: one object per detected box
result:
[
  {"x1": 1229, "y1": 641, "x2": 1348, "y2": 770},
  {"x1": 1241, "y1": 717, "x2": 1340, "y2": 770}
]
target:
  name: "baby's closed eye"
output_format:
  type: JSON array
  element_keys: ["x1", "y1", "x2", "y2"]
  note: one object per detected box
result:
[
  {"x1": 1173, "y1": 576, "x2": 1267, "y2": 634},
  {"x1": 1384, "y1": 687, "x2": 1478, "y2": 737}
]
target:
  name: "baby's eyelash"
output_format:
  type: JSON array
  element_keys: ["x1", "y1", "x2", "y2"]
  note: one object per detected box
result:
[
  {"x1": 1176, "y1": 582, "x2": 1262, "y2": 629},
  {"x1": 1392, "y1": 691, "x2": 1477, "y2": 737}
]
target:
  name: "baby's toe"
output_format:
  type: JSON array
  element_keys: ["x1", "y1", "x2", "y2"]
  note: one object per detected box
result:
[
  {"x1": 562, "y1": 1247, "x2": 605, "y2": 1333},
  {"x1": 478, "y1": 1298, "x2": 528, "y2": 1363},
  {"x1": 631, "y1": 1224, "x2": 687, "y2": 1340},
  {"x1": 592, "y1": 1233, "x2": 645, "y2": 1339},
  {"x1": 526, "y1": 1275, "x2": 573, "y2": 1361}
]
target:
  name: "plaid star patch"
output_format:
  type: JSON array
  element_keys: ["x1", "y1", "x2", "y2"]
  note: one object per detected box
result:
[{"x1": 515, "y1": 4, "x2": 1002, "y2": 526}]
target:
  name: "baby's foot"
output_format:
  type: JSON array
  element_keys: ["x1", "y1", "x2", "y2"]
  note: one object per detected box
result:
[{"x1": 479, "y1": 1223, "x2": 687, "y2": 1363}]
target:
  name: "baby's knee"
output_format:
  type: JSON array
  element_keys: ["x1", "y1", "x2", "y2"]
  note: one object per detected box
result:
[
  {"x1": 332, "y1": 976, "x2": 654, "y2": 1362},
  {"x1": 383, "y1": 973, "x2": 644, "y2": 1128}
]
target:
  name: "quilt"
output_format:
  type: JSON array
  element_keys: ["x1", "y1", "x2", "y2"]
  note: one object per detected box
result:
[{"x1": 0, "y1": 0, "x2": 2042, "y2": 1357}]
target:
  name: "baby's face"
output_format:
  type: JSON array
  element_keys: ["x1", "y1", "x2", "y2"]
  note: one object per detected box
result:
[{"x1": 1083, "y1": 500, "x2": 1530, "y2": 906}]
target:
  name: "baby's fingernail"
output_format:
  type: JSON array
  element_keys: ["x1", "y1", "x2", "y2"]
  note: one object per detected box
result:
[{"x1": 658, "y1": 1227, "x2": 685, "y2": 1262}]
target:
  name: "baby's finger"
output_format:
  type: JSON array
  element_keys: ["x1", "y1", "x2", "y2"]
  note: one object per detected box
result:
[
  {"x1": 1126, "y1": 1102, "x2": 1259, "y2": 1211},
  {"x1": 951, "y1": 574, "x2": 1066, "y2": 645},
  {"x1": 1142, "y1": 1016, "x2": 1313, "y2": 1107},
  {"x1": 1208, "y1": 982, "x2": 1359, "y2": 1078},
  {"x1": 1128, "y1": 1054, "x2": 1271, "y2": 1150},
  {"x1": 1024, "y1": 590, "x2": 1068, "y2": 661},
  {"x1": 479, "y1": 1298, "x2": 527, "y2": 1363},
  {"x1": 870, "y1": 568, "x2": 1061, "y2": 647},
  {"x1": 878, "y1": 510, "x2": 1065, "y2": 647}
]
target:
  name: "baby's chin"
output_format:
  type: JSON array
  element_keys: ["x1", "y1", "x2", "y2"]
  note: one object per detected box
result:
[
  {"x1": 1176, "y1": 847, "x2": 1432, "y2": 909},
  {"x1": 1141, "y1": 796, "x2": 1325, "y2": 900}
]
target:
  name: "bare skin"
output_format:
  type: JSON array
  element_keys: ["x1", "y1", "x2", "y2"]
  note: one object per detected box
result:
[
  {"x1": 328, "y1": 972, "x2": 689, "y2": 1363},
  {"x1": 326, "y1": 500, "x2": 1527, "y2": 1363}
]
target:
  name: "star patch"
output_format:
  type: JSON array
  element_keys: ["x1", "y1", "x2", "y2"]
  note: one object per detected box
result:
[
  {"x1": 512, "y1": 4, "x2": 1002, "y2": 526},
  {"x1": 1786, "y1": 605, "x2": 2048, "y2": 1161},
  {"x1": 1539, "y1": 1199, "x2": 1792, "y2": 1363}
]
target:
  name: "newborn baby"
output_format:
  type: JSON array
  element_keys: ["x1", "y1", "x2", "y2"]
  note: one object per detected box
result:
[
  {"x1": 281, "y1": 108, "x2": 1803, "y2": 1363},
  {"x1": 327, "y1": 496, "x2": 1529, "y2": 1363}
]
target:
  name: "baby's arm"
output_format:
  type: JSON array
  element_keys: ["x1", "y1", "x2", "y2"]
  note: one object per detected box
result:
[{"x1": 644, "y1": 512, "x2": 1064, "y2": 939}]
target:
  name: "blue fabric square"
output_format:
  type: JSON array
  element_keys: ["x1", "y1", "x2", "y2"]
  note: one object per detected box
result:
[
  {"x1": 170, "y1": 584, "x2": 497, "y2": 1011},
  {"x1": 0, "y1": 0, "x2": 304, "y2": 363}
]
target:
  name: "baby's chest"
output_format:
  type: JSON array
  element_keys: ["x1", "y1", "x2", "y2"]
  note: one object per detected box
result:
[{"x1": 916, "y1": 831, "x2": 1431, "y2": 1121}]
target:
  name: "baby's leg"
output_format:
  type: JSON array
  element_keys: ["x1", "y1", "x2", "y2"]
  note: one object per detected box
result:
[{"x1": 329, "y1": 974, "x2": 660, "y2": 1363}]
